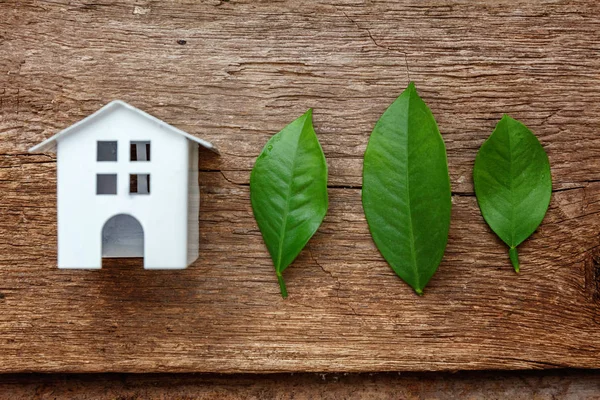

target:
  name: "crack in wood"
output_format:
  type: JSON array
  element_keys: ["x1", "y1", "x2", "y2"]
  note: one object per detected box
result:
[{"x1": 341, "y1": 10, "x2": 411, "y2": 83}]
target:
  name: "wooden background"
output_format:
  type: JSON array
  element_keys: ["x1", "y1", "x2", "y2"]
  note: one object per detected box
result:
[{"x1": 1, "y1": 0, "x2": 599, "y2": 373}]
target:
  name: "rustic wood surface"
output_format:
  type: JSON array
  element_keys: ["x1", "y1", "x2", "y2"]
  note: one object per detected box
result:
[
  {"x1": 2, "y1": 370, "x2": 600, "y2": 400},
  {"x1": 1, "y1": 0, "x2": 600, "y2": 373}
]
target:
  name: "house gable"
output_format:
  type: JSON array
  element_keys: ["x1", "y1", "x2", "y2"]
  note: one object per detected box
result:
[{"x1": 29, "y1": 100, "x2": 218, "y2": 154}]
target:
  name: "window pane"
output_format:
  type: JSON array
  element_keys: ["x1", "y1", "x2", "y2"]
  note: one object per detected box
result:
[
  {"x1": 97, "y1": 141, "x2": 118, "y2": 161},
  {"x1": 130, "y1": 174, "x2": 150, "y2": 194},
  {"x1": 97, "y1": 174, "x2": 117, "y2": 195},
  {"x1": 130, "y1": 141, "x2": 150, "y2": 161}
]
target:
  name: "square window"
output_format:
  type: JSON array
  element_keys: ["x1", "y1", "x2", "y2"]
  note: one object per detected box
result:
[
  {"x1": 130, "y1": 141, "x2": 151, "y2": 161},
  {"x1": 97, "y1": 141, "x2": 118, "y2": 161},
  {"x1": 97, "y1": 174, "x2": 117, "y2": 195},
  {"x1": 130, "y1": 174, "x2": 150, "y2": 194}
]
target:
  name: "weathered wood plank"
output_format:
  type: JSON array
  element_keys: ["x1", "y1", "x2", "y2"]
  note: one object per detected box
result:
[
  {"x1": 0, "y1": 0, "x2": 599, "y2": 372},
  {"x1": 2, "y1": 371, "x2": 600, "y2": 399}
]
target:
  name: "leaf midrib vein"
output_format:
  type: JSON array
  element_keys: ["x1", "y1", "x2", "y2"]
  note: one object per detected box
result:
[
  {"x1": 275, "y1": 116, "x2": 308, "y2": 274},
  {"x1": 404, "y1": 90, "x2": 421, "y2": 290},
  {"x1": 504, "y1": 119, "x2": 515, "y2": 247}
]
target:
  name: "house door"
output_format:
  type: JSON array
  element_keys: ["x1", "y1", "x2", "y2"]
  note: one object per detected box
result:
[{"x1": 101, "y1": 214, "x2": 144, "y2": 258}]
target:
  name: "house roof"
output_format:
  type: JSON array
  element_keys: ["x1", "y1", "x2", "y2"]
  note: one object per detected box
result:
[{"x1": 28, "y1": 100, "x2": 219, "y2": 154}]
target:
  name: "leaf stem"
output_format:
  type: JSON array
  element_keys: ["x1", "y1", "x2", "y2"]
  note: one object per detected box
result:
[
  {"x1": 509, "y1": 247, "x2": 520, "y2": 273},
  {"x1": 277, "y1": 273, "x2": 288, "y2": 298}
]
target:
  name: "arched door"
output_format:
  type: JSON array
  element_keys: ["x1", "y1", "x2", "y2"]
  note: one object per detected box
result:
[{"x1": 101, "y1": 214, "x2": 144, "y2": 258}]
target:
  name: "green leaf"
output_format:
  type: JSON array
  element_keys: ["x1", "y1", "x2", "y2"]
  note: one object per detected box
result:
[
  {"x1": 362, "y1": 83, "x2": 452, "y2": 295},
  {"x1": 250, "y1": 109, "x2": 328, "y2": 298},
  {"x1": 473, "y1": 115, "x2": 552, "y2": 272}
]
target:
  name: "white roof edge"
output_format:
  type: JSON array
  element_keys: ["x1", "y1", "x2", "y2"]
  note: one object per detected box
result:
[{"x1": 28, "y1": 100, "x2": 219, "y2": 154}]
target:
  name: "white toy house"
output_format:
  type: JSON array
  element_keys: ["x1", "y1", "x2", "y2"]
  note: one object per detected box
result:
[{"x1": 29, "y1": 100, "x2": 218, "y2": 269}]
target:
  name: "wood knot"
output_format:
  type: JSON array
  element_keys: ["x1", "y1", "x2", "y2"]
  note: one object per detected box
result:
[{"x1": 177, "y1": 39, "x2": 187, "y2": 45}]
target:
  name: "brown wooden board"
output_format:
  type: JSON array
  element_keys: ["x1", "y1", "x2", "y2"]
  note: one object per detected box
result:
[
  {"x1": 2, "y1": 371, "x2": 600, "y2": 399},
  {"x1": 1, "y1": 0, "x2": 599, "y2": 373}
]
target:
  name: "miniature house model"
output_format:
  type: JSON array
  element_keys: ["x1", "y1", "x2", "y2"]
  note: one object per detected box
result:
[{"x1": 29, "y1": 100, "x2": 218, "y2": 269}]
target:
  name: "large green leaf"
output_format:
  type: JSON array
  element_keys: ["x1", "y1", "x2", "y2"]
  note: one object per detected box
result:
[
  {"x1": 250, "y1": 109, "x2": 328, "y2": 298},
  {"x1": 362, "y1": 83, "x2": 452, "y2": 295},
  {"x1": 473, "y1": 115, "x2": 552, "y2": 272}
]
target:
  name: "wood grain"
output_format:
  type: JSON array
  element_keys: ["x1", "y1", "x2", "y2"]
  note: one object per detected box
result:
[{"x1": 1, "y1": 0, "x2": 600, "y2": 372}]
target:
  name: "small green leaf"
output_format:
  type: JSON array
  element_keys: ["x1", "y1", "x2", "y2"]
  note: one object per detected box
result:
[
  {"x1": 362, "y1": 83, "x2": 452, "y2": 295},
  {"x1": 473, "y1": 115, "x2": 552, "y2": 272},
  {"x1": 250, "y1": 109, "x2": 328, "y2": 298}
]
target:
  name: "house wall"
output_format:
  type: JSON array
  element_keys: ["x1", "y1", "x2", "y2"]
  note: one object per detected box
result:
[
  {"x1": 187, "y1": 141, "x2": 200, "y2": 266},
  {"x1": 56, "y1": 105, "x2": 190, "y2": 269}
]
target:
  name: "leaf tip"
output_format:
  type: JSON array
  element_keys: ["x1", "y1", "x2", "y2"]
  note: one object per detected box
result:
[
  {"x1": 305, "y1": 108, "x2": 314, "y2": 118},
  {"x1": 414, "y1": 287, "x2": 424, "y2": 296},
  {"x1": 406, "y1": 81, "x2": 417, "y2": 92},
  {"x1": 500, "y1": 113, "x2": 515, "y2": 123}
]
